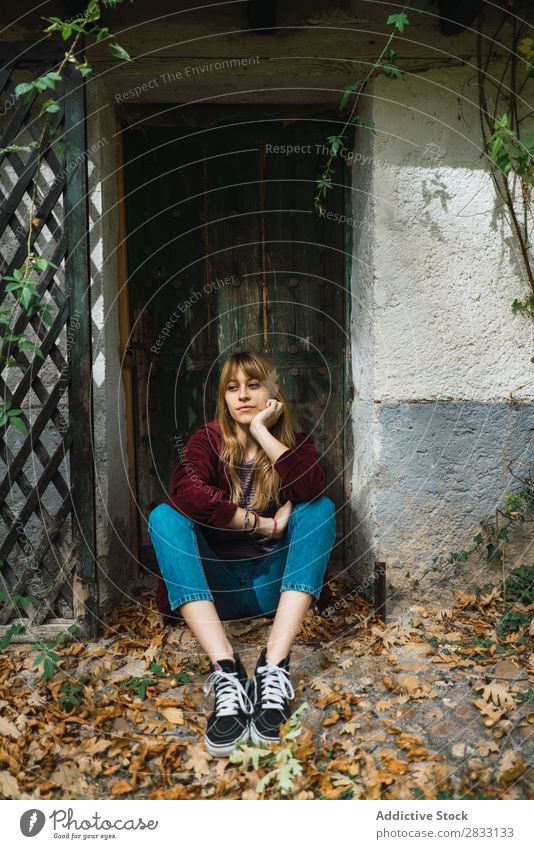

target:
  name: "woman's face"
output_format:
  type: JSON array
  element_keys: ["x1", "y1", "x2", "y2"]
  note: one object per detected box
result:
[{"x1": 224, "y1": 366, "x2": 271, "y2": 424}]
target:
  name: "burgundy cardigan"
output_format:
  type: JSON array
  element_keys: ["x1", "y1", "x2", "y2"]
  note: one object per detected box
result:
[
  {"x1": 155, "y1": 419, "x2": 326, "y2": 618},
  {"x1": 164, "y1": 418, "x2": 326, "y2": 524}
]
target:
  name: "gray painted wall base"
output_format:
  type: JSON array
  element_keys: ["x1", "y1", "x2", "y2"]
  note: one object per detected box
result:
[{"x1": 351, "y1": 399, "x2": 534, "y2": 606}]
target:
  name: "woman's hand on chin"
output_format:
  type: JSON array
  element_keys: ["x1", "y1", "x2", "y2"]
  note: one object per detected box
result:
[{"x1": 250, "y1": 399, "x2": 284, "y2": 432}]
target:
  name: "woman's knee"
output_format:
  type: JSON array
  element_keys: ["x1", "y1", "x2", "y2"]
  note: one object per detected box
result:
[
  {"x1": 148, "y1": 503, "x2": 191, "y2": 536},
  {"x1": 292, "y1": 496, "x2": 335, "y2": 518},
  {"x1": 290, "y1": 497, "x2": 336, "y2": 542}
]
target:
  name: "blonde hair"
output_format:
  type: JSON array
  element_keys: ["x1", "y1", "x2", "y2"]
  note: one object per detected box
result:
[{"x1": 215, "y1": 351, "x2": 297, "y2": 511}]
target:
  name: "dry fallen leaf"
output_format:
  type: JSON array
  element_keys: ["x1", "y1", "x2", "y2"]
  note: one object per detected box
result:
[
  {"x1": 310, "y1": 679, "x2": 334, "y2": 697},
  {"x1": 477, "y1": 740, "x2": 499, "y2": 756},
  {"x1": 323, "y1": 710, "x2": 340, "y2": 726},
  {"x1": 472, "y1": 698, "x2": 507, "y2": 723},
  {"x1": 0, "y1": 770, "x2": 19, "y2": 798},
  {"x1": 375, "y1": 699, "x2": 394, "y2": 712},
  {"x1": 340, "y1": 722, "x2": 361, "y2": 735},
  {"x1": 159, "y1": 707, "x2": 185, "y2": 725},
  {"x1": 0, "y1": 716, "x2": 20, "y2": 739},
  {"x1": 496, "y1": 751, "x2": 525, "y2": 786},
  {"x1": 480, "y1": 682, "x2": 516, "y2": 710},
  {"x1": 111, "y1": 779, "x2": 135, "y2": 796},
  {"x1": 80, "y1": 738, "x2": 113, "y2": 756},
  {"x1": 143, "y1": 633, "x2": 165, "y2": 664},
  {"x1": 27, "y1": 691, "x2": 46, "y2": 708},
  {"x1": 396, "y1": 674, "x2": 420, "y2": 694},
  {"x1": 184, "y1": 743, "x2": 212, "y2": 777}
]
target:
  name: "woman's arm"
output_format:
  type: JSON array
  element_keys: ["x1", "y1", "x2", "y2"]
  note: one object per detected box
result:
[
  {"x1": 272, "y1": 431, "x2": 326, "y2": 503},
  {"x1": 249, "y1": 420, "x2": 290, "y2": 464},
  {"x1": 226, "y1": 505, "x2": 275, "y2": 536},
  {"x1": 251, "y1": 407, "x2": 326, "y2": 503},
  {"x1": 168, "y1": 426, "x2": 239, "y2": 528}
]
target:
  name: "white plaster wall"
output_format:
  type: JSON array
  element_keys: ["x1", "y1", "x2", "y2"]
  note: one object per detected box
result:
[
  {"x1": 348, "y1": 64, "x2": 534, "y2": 604},
  {"x1": 348, "y1": 81, "x2": 380, "y2": 582},
  {"x1": 371, "y1": 65, "x2": 534, "y2": 404}
]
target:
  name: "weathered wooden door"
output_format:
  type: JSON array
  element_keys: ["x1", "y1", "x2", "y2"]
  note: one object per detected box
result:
[{"x1": 123, "y1": 107, "x2": 353, "y2": 572}]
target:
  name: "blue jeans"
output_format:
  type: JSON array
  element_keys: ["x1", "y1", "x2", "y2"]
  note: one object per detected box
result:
[{"x1": 148, "y1": 497, "x2": 337, "y2": 621}]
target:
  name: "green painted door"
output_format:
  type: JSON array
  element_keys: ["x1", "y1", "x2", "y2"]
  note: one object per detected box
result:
[{"x1": 124, "y1": 107, "x2": 353, "y2": 572}]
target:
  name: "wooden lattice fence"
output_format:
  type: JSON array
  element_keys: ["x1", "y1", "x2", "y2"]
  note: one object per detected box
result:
[{"x1": 0, "y1": 43, "x2": 97, "y2": 641}]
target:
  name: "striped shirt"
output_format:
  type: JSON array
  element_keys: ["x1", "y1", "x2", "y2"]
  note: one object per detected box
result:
[{"x1": 201, "y1": 458, "x2": 279, "y2": 561}]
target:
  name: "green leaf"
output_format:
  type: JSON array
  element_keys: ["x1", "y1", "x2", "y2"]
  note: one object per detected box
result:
[
  {"x1": 339, "y1": 80, "x2": 363, "y2": 111},
  {"x1": 18, "y1": 339, "x2": 45, "y2": 359},
  {"x1": 326, "y1": 134, "x2": 343, "y2": 155},
  {"x1": 41, "y1": 74, "x2": 57, "y2": 91},
  {"x1": 0, "y1": 591, "x2": 40, "y2": 609},
  {"x1": 108, "y1": 42, "x2": 132, "y2": 62},
  {"x1": 387, "y1": 12, "x2": 409, "y2": 33},
  {"x1": 19, "y1": 287, "x2": 34, "y2": 310},
  {"x1": 277, "y1": 759, "x2": 303, "y2": 792},
  {"x1": 316, "y1": 176, "x2": 333, "y2": 191},
  {"x1": 486, "y1": 542, "x2": 502, "y2": 563},
  {"x1": 0, "y1": 623, "x2": 26, "y2": 650},
  {"x1": 518, "y1": 37, "x2": 534, "y2": 55},
  {"x1": 8, "y1": 415, "x2": 28, "y2": 434},
  {"x1": 256, "y1": 768, "x2": 277, "y2": 793},
  {"x1": 0, "y1": 142, "x2": 39, "y2": 154},
  {"x1": 95, "y1": 26, "x2": 111, "y2": 42},
  {"x1": 33, "y1": 257, "x2": 54, "y2": 271},
  {"x1": 352, "y1": 116, "x2": 377, "y2": 134},
  {"x1": 173, "y1": 670, "x2": 190, "y2": 683},
  {"x1": 36, "y1": 304, "x2": 56, "y2": 327},
  {"x1": 382, "y1": 63, "x2": 405, "y2": 79},
  {"x1": 43, "y1": 100, "x2": 61, "y2": 114},
  {"x1": 15, "y1": 82, "x2": 33, "y2": 96}
]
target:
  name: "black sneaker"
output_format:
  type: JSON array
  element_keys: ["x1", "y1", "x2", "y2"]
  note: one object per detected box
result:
[
  {"x1": 203, "y1": 653, "x2": 253, "y2": 757},
  {"x1": 249, "y1": 647, "x2": 295, "y2": 745}
]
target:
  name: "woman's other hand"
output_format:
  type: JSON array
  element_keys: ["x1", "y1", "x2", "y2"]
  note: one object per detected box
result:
[{"x1": 272, "y1": 499, "x2": 292, "y2": 539}]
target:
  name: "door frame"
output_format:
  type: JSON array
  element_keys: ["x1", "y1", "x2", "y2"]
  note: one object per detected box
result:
[{"x1": 116, "y1": 104, "x2": 355, "y2": 575}]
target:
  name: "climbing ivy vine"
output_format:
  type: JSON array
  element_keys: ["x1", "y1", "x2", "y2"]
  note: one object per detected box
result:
[{"x1": 314, "y1": 5, "x2": 414, "y2": 214}]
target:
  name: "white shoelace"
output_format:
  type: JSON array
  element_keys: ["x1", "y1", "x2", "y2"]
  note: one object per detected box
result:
[
  {"x1": 203, "y1": 668, "x2": 254, "y2": 717},
  {"x1": 256, "y1": 659, "x2": 295, "y2": 710}
]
